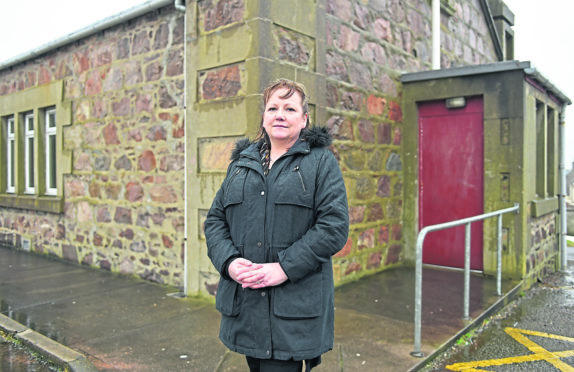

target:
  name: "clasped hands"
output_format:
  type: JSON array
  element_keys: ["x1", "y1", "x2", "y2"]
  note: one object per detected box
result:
[{"x1": 228, "y1": 258, "x2": 288, "y2": 289}]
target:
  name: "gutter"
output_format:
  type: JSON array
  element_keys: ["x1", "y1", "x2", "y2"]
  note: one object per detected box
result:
[
  {"x1": 0, "y1": 0, "x2": 173, "y2": 72},
  {"x1": 524, "y1": 67, "x2": 572, "y2": 106}
]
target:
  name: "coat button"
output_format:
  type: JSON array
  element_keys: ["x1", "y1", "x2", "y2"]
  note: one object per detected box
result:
[
  {"x1": 266, "y1": 350, "x2": 270, "y2": 355},
  {"x1": 261, "y1": 292, "x2": 266, "y2": 297},
  {"x1": 260, "y1": 191, "x2": 265, "y2": 196},
  {"x1": 257, "y1": 242, "x2": 262, "y2": 247}
]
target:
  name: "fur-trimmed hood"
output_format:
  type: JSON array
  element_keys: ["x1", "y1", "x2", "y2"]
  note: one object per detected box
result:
[{"x1": 230, "y1": 126, "x2": 332, "y2": 161}]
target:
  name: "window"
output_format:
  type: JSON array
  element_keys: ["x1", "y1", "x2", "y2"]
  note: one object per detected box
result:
[
  {"x1": 6, "y1": 116, "x2": 15, "y2": 193},
  {"x1": 535, "y1": 100, "x2": 545, "y2": 197},
  {"x1": 45, "y1": 108, "x2": 57, "y2": 195},
  {"x1": 535, "y1": 100, "x2": 557, "y2": 198},
  {"x1": 0, "y1": 80, "x2": 70, "y2": 213},
  {"x1": 24, "y1": 112, "x2": 35, "y2": 194},
  {"x1": 504, "y1": 30, "x2": 514, "y2": 60},
  {"x1": 546, "y1": 107, "x2": 556, "y2": 195}
]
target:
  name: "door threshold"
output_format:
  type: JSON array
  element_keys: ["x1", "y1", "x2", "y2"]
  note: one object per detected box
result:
[{"x1": 423, "y1": 263, "x2": 483, "y2": 275}]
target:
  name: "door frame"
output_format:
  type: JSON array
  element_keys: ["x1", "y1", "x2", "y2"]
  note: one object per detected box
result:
[{"x1": 417, "y1": 96, "x2": 485, "y2": 270}]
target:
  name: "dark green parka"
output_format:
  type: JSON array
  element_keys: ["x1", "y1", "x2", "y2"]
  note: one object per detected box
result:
[{"x1": 205, "y1": 126, "x2": 349, "y2": 361}]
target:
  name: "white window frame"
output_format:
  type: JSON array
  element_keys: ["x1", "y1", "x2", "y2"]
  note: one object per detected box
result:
[
  {"x1": 45, "y1": 108, "x2": 57, "y2": 195},
  {"x1": 24, "y1": 112, "x2": 35, "y2": 194},
  {"x1": 6, "y1": 116, "x2": 15, "y2": 193}
]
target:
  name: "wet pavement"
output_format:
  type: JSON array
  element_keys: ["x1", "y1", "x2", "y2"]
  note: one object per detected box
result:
[
  {"x1": 0, "y1": 245, "x2": 521, "y2": 371},
  {"x1": 421, "y1": 243, "x2": 574, "y2": 371}
]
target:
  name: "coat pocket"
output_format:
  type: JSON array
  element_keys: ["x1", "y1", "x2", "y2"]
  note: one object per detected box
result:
[
  {"x1": 215, "y1": 277, "x2": 241, "y2": 317},
  {"x1": 273, "y1": 192, "x2": 314, "y2": 244},
  {"x1": 223, "y1": 167, "x2": 246, "y2": 207},
  {"x1": 273, "y1": 269, "x2": 322, "y2": 319}
]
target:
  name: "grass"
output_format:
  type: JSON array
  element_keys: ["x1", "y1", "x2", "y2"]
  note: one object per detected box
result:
[{"x1": 456, "y1": 329, "x2": 477, "y2": 346}]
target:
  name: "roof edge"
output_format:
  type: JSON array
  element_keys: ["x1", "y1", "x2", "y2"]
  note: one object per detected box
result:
[
  {"x1": 524, "y1": 67, "x2": 572, "y2": 106},
  {"x1": 401, "y1": 60, "x2": 571, "y2": 106},
  {"x1": 400, "y1": 60, "x2": 530, "y2": 83},
  {"x1": 0, "y1": 0, "x2": 173, "y2": 72}
]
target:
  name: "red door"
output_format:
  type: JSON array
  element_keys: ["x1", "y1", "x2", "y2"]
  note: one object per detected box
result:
[{"x1": 418, "y1": 96, "x2": 484, "y2": 270}]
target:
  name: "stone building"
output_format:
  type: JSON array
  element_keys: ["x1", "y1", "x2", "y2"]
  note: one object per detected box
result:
[{"x1": 0, "y1": 0, "x2": 570, "y2": 296}]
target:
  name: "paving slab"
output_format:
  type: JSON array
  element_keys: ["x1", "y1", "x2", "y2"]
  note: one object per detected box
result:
[{"x1": 0, "y1": 247, "x2": 520, "y2": 371}]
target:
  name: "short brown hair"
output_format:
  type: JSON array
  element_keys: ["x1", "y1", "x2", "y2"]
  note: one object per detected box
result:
[
  {"x1": 256, "y1": 79, "x2": 310, "y2": 141},
  {"x1": 262, "y1": 79, "x2": 309, "y2": 120}
]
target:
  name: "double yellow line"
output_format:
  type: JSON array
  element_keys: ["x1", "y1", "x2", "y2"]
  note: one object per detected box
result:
[{"x1": 446, "y1": 327, "x2": 574, "y2": 371}]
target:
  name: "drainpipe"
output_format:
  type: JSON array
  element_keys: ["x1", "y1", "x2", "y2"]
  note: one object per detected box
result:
[
  {"x1": 432, "y1": 0, "x2": 440, "y2": 69},
  {"x1": 174, "y1": 0, "x2": 186, "y2": 12},
  {"x1": 559, "y1": 106, "x2": 567, "y2": 271},
  {"x1": 174, "y1": 0, "x2": 188, "y2": 294}
]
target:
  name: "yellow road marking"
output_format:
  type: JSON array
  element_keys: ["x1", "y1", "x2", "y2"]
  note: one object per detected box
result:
[{"x1": 446, "y1": 327, "x2": 574, "y2": 371}]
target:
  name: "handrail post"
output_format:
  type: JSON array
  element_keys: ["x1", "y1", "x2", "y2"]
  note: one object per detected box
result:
[
  {"x1": 411, "y1": 230, "x2": 425, "y2": 358},
  {"x1": 411, "y1": 203, "x2": 520, "y2": 357},
  {"x1": 496, "y1": 214, "x2": 502, "y2": 296},
  {"x1": 463, "y1": 223, "x2": 471, "y2": 320}
]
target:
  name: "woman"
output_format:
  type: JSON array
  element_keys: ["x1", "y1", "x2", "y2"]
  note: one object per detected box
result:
[{"x1": 205, "y1": 79, "x2": 349, "y2": 372}]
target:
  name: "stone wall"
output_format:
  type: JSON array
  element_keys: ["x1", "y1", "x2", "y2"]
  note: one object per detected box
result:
[
  {"x1": 323, "y1": 0, "x2": 499, "y2": 284},
  {"x1": 526, "y1": 212, "x2": 558, "y2": 285},
  {"x1": 0, "y1": 7, "x2": 186, "y2": 288}
]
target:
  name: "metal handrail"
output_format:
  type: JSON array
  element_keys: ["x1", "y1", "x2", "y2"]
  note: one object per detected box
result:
[{"x1": 411, "y1": 203, "x2": 520, "y2": 357}]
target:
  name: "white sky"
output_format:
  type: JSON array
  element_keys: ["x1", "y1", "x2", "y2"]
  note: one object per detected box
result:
[
  {"x1": 0, "y1": 0, "x2": 146, "y2": 61},
  {"x1": 503, "y1": 0, "x2": 574, "y2": 172},
  {"x1": 0, "y1": 0, "x2": 572, "y2": 169}
]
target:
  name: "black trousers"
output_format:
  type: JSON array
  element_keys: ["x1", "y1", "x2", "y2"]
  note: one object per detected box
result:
[{"x1": 245, "y1": 356, "x2": 303, "y2": 372}]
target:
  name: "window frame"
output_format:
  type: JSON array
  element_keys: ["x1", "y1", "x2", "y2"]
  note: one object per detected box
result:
[
  {"x1": 44, "y1": 107, "x2": 57, "y2": 196},
  {"x1": 5, "y1": 116, "x2": 15, "y2": 193},
  {"x1": 23, "y1": 112, "x2": 35, "y2": 194}
]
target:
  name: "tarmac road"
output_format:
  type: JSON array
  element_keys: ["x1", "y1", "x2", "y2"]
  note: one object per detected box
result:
[{"x1": 422, "y1": 244, "x2": 574, "y2": 372}]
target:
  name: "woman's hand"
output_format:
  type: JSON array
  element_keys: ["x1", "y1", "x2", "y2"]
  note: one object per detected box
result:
[
  {"x1": 241, "y1": 262, "x2": 288, "y2": 289},
  {"x1": 229, "y1": 259, "x2": 288, "y2": 289},
  {"x1": 228, "y1": 258, "x2": 263, "y2": 285}
]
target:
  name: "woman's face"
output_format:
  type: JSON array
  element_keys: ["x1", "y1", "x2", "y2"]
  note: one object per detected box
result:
[{"x1": 262, "y1": 88, "x2": 308, "y2": 147}]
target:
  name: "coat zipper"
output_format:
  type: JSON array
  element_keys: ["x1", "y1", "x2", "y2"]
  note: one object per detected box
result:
[
  {"x1": 293, "y1": 165, "x2": 306, "y2": 192},
  {"x1": 225, "y1": 168, "x2": 242, "y2": 194}
]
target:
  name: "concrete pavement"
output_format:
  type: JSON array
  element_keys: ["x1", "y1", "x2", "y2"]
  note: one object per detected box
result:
[{"x1": 0, "y1": 246, "x2": 521, "y2": 371}]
